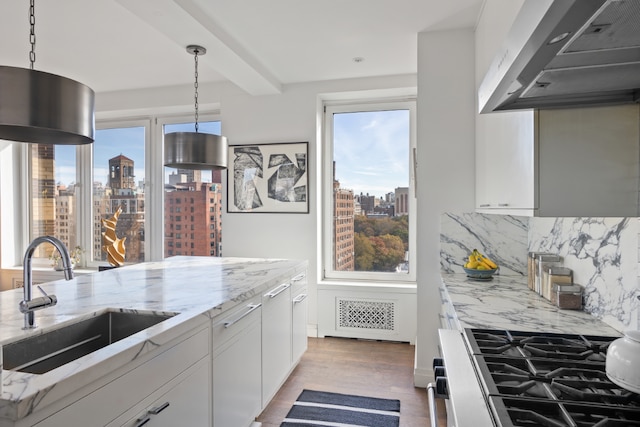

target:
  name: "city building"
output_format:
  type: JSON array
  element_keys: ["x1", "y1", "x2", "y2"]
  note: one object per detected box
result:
[
  {"x1": 395, "y1": 187, "x2": 409, "y2": 216},
  {"x1": 164, "y1": 182, "x2": 223, "y2": 257},
  {"x1": 100, "y1": 154, "x2": 145, "y2": 263},
  {"x1": 355, "y1": 193, "x2": 377, "y2": 215},
  {"x1": 54, "y1": 184, "x2": 77, "y2": 252},
  {"x1": 333, "y1": 179, "x2": 355, "y2": 271},
  {"x1": 31, "y1": 144, "x2": 56, "y2": 258}
]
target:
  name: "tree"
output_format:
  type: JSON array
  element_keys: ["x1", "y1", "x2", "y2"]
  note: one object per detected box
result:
[
  {"x1": 354, "y1": 232, "x2": 375, "y2": 270},
  {"x1": 370, "y1": 234, "x2": 405, "y2": 272},
  {"x1": 353, "y1": 214, "x2": 409, "y2": 271}
]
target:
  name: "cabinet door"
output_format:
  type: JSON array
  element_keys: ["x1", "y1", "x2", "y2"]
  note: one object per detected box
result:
[
  {"x1": 475, "y1": 110, "x2": 536, "y2": 211},
  {"x1": 118, "y1": 358, "x2": 210, "y2": 427},
  {"x1": 213, "y1": 302, "x2": 262, "y2": 427},
  {"x1": 292, "y1": 288, "x2": 308, "y2": 364},
  {"x1": 537, "y1": 105, "x2": 640, "y2": 217},
  {"x1": 262, "y1": 282, "x2": 292, "y2": 406},
  {"x1": 34, "y1": 328, "x2": 209, "y2": 427}
]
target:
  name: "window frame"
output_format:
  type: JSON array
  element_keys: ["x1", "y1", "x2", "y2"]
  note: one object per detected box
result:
[
  {"x1": 322, "y1": 98, "x2": 417, "y2": 283},
  {"x1": 15, "y1": 111, "x2": 221, "y2": 268}
]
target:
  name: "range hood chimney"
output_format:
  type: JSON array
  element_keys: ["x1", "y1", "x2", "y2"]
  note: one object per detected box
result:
[{"x1": 478, "y1": 0, "x2": 640, "y2": 113}]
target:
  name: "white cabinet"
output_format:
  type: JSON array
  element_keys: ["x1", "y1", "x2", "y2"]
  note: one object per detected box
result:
[
  {"x1": 32, "y1": 326, "x2": 210, "y2": 427},
  {"x1": 114, "y1": 358, "x2": 210, "y2": 427},
  {"x1": 261, "y1": 281, "x2": 292, "y2": 406},
  {"x1": 475, "y1": 110, "x2": 537, "y2": 212},
  {"x1": 212, "y1": 296, "x2": 262, "y2": 427},
  {"x1": 476, "y1": 105, "x2": 640, "y2": 217},
  {"x1": 475, "y1": 0, "x2": 537, "y2": 213},
  {"x1": 291, "y1": 272, "x2": 308, "y2": 365},
  {"x1": 211, "y1": 268, "x2": 308, "y2": 426}
]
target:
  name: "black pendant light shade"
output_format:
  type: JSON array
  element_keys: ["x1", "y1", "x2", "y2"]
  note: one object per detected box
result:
[
  {"x1": 0, "y1": 66, "x2": 95, "y2": 145},
  {"x1": 164, "y1": 45, "x2": 228, "y2": 170},
  {"x1": 164, "y1": 131, "x2": 228, "y2": 170}
]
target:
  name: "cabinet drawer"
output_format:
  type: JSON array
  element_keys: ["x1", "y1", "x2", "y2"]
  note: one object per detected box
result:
[
  {"x1": 290, "y1": 271, "x2": 307, "y2": 296},
  {"x1": 35, "y1": 327, "x2": 209, "y2": 427},
  {"x1": 114, "y1": 357, "x2": 210, "y2": 427},
  {"x1": 292, "y1": 286, "x2": 308, "y2": 364},
  {"x1": 212, "y1": 295, "x2": 262, "y2": 352}
]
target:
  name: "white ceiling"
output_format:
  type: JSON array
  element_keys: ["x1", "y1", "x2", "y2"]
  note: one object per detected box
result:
[{"x1": 0, "y1": 0, "x2": 483, "y2": 95}]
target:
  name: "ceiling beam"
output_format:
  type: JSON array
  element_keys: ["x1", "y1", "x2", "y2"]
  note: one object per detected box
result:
[{"x1": 115, "y1": 0, "x2": 282, "y2": 96}]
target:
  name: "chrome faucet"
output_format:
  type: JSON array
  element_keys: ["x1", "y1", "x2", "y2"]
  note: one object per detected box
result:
[{"x1": 20, "y1": 236, "x2": 74, "y2": 329}]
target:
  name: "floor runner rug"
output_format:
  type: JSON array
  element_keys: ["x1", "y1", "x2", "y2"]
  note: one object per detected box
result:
[{"x1": 280, "y1": 389, "x2": 400, "y2": 427}]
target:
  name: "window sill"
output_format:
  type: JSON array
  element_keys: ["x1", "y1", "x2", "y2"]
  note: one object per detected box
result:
[{"x1": 318, "y1": 280, "x2": 416, "y2": 293}]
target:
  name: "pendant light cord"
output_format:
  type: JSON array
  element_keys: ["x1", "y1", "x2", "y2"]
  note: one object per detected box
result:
[
  {"x1": 194, "y1": 48, "x2": 200, "y2": 133},
  {"x1": 29, "y1": 0, "x2": 36, "y2": 70}
]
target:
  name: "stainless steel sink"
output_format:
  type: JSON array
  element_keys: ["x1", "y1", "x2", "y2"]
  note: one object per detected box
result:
[{"x1": 3, "y1": 310, "x2": 176, "y2": 374}]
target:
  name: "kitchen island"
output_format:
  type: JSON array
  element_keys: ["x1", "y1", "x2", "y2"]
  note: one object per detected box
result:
[
  {"x1": 440, "y1": 273, "x2": 621, "y2": 336},
  {"x1": 0, "y1": 256, "x2": 307, "y2": 426}
]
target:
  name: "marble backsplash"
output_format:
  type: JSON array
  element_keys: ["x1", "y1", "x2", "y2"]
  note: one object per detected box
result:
[
  {"x1": 440, "y1": 213, "x2": 639, "y2": 332},
  {"x1": 529, "y1": 217, "x2": 638, "y2": 332},
  {"x1": 440, "y1": 212, "x2": 528, "y2": 276}
]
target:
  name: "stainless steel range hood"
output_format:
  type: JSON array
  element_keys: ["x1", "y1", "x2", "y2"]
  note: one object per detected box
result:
[{"x1": 478, "y1": 0, "x2": 640, "y2": 113}]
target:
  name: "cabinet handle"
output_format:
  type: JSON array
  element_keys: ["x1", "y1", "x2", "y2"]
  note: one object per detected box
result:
[
  {"x1": 498, "y1": 203, "x2": 509, "y2": 207},
  {"x1": 134, "y1": 416, "x2": 151, "y2": 427},
  {"x1": 291, "y1": 273, "x2": 306, "y2": 282},
  {"x1": 223, "y1": 303, "x2": 262, "y2": 328},
  {"x1": 148, "y1": 401, "x2": 170, "y2": 415},
  {"x1": 293, "y1": 293, "x2": 308, "y2": 304},
  {"x1": 264, "y1": 283, "x2": 290, "y2": 298},
  {"x1": 426, "y1": 383, "x2": 439, "y2": 427},
  {"x1": 479, "y1": 204, "x2": 491, "y2": 207}
]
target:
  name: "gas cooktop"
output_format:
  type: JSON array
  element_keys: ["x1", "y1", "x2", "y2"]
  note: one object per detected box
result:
[{"x1": 463, "y1": 329, "x2": 640, "y2": 427}]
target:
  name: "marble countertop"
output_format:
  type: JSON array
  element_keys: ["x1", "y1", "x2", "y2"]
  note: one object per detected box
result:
[
  {"x1": 0, "y1": 256, "x2": 307, "y2": 422},
  {"x1": 440, "y1": 273, "x2": 621, "y2": 337}
]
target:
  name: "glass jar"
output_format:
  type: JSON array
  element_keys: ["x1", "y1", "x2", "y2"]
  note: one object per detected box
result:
[
  {"x1": 542, "y1": 266, "x2": 573, "y2": 301},
  {"x1": 534, "y1": 254, "x2": 561, "y2": 295}
]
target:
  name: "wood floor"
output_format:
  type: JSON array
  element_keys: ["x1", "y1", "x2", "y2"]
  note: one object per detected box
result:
[{"x1": 256, "y1": 336, "x2": 447, "y2": 427}]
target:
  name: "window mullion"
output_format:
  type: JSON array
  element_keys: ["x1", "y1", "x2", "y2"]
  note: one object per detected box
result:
[{"x1": 77, "y1": 143, "x2": 93, "y2": 267}]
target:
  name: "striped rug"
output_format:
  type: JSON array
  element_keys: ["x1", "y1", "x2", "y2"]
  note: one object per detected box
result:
[{"x1": 280, "y1": 389, "x2": 400, "y2": 427}]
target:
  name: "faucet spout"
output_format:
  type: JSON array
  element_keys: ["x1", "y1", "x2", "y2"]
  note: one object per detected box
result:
[{"x1": 22, "y1": 236, "x2": 74, "y2": 329}]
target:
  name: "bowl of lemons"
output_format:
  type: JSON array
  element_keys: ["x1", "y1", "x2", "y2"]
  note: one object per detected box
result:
[{"x1": 463, "y1": 249, "x2": 499, "y2": 280}]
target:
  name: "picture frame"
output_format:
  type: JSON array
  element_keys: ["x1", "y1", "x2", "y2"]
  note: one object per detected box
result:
[{"x1": 227, "y1": 142, "x2": 309, "y2": 213}]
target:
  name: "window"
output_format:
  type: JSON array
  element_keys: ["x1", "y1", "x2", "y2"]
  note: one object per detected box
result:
[
  {"x1": 323, "y1": 100, "x2": 416, "y2": 282},
  {"x1": 162, "y1": 120, "x2": 224, "y2": 258},
  {"x1": 19, "y1": 111, "x2": 225, "y2": 269},
  {"x1": 92, "y1": 126, "x2": 146, "y2": 264}
]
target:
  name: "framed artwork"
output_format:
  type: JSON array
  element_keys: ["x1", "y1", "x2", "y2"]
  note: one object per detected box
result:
[{"x1": 227, "y1": 142, "x2": 309, "y2": 213}]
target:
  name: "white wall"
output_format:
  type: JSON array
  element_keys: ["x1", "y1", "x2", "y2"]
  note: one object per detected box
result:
[
  {"x1": 415, "y1": 29, "x2": 476, "y2": 386},
  {"x1": 96, "y1": 74, "x2": 417, "y2": 334}
]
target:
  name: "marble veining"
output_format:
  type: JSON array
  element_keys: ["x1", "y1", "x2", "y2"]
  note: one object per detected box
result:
[
  {"x1": 0, "y1": 256, "x2": 307, "y2": 422},
  {"x1": 441, "y1": 273, "x2": 620, "y2": 337},
  {"x1": 529, "y1": 217, "x2": 638, "y2": 332},
  {"x1": 440, "y1": 212, "x2": 528, "y2": 276}
]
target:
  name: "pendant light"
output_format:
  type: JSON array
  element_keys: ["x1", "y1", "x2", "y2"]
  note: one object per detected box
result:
[
  {"x1": 0, "y1": 0, "x2": 95, "y2": 145},
  {"x1": 164, "y1": 45, "x2": 228, "y2": 170}
]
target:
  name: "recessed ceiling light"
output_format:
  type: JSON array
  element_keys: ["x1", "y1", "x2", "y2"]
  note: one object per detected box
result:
[{"x1": 353, "y1": 57, "x2": 365, "y2": 63}]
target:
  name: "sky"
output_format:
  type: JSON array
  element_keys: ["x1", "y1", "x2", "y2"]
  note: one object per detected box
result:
[
  {"x1": 54, "y1": 121, "x2": 221, "y2": 186},
  {"x1": 54, "y1": 113, "x2": 409, "y2": 199},
  {"x1": 333, "y1": 109, "x2": 410, "y2": 198}
]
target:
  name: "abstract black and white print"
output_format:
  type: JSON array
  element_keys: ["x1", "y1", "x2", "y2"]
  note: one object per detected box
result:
[{"x1": 228, "y1": 142, "x2": 308, "y2": 213}]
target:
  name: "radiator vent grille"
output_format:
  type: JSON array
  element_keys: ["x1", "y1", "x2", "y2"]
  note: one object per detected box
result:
[{"x1": 338, "y1": 299, "x2": 395, "y2": 331}]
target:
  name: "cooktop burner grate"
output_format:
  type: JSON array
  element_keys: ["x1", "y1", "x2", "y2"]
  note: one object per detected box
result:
[
  {"x1": 464, "y1": 329, "x2": 639, "y2": 427},
  {"x1": 465, "y1": 329, "x2": 614, "y2": 362},
  {"x1": 475, "y1": 355, "x2": 640, "y2": 407},
  {"x1": 490, "y1": 397, "x2": 640, "y2": 427}
]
